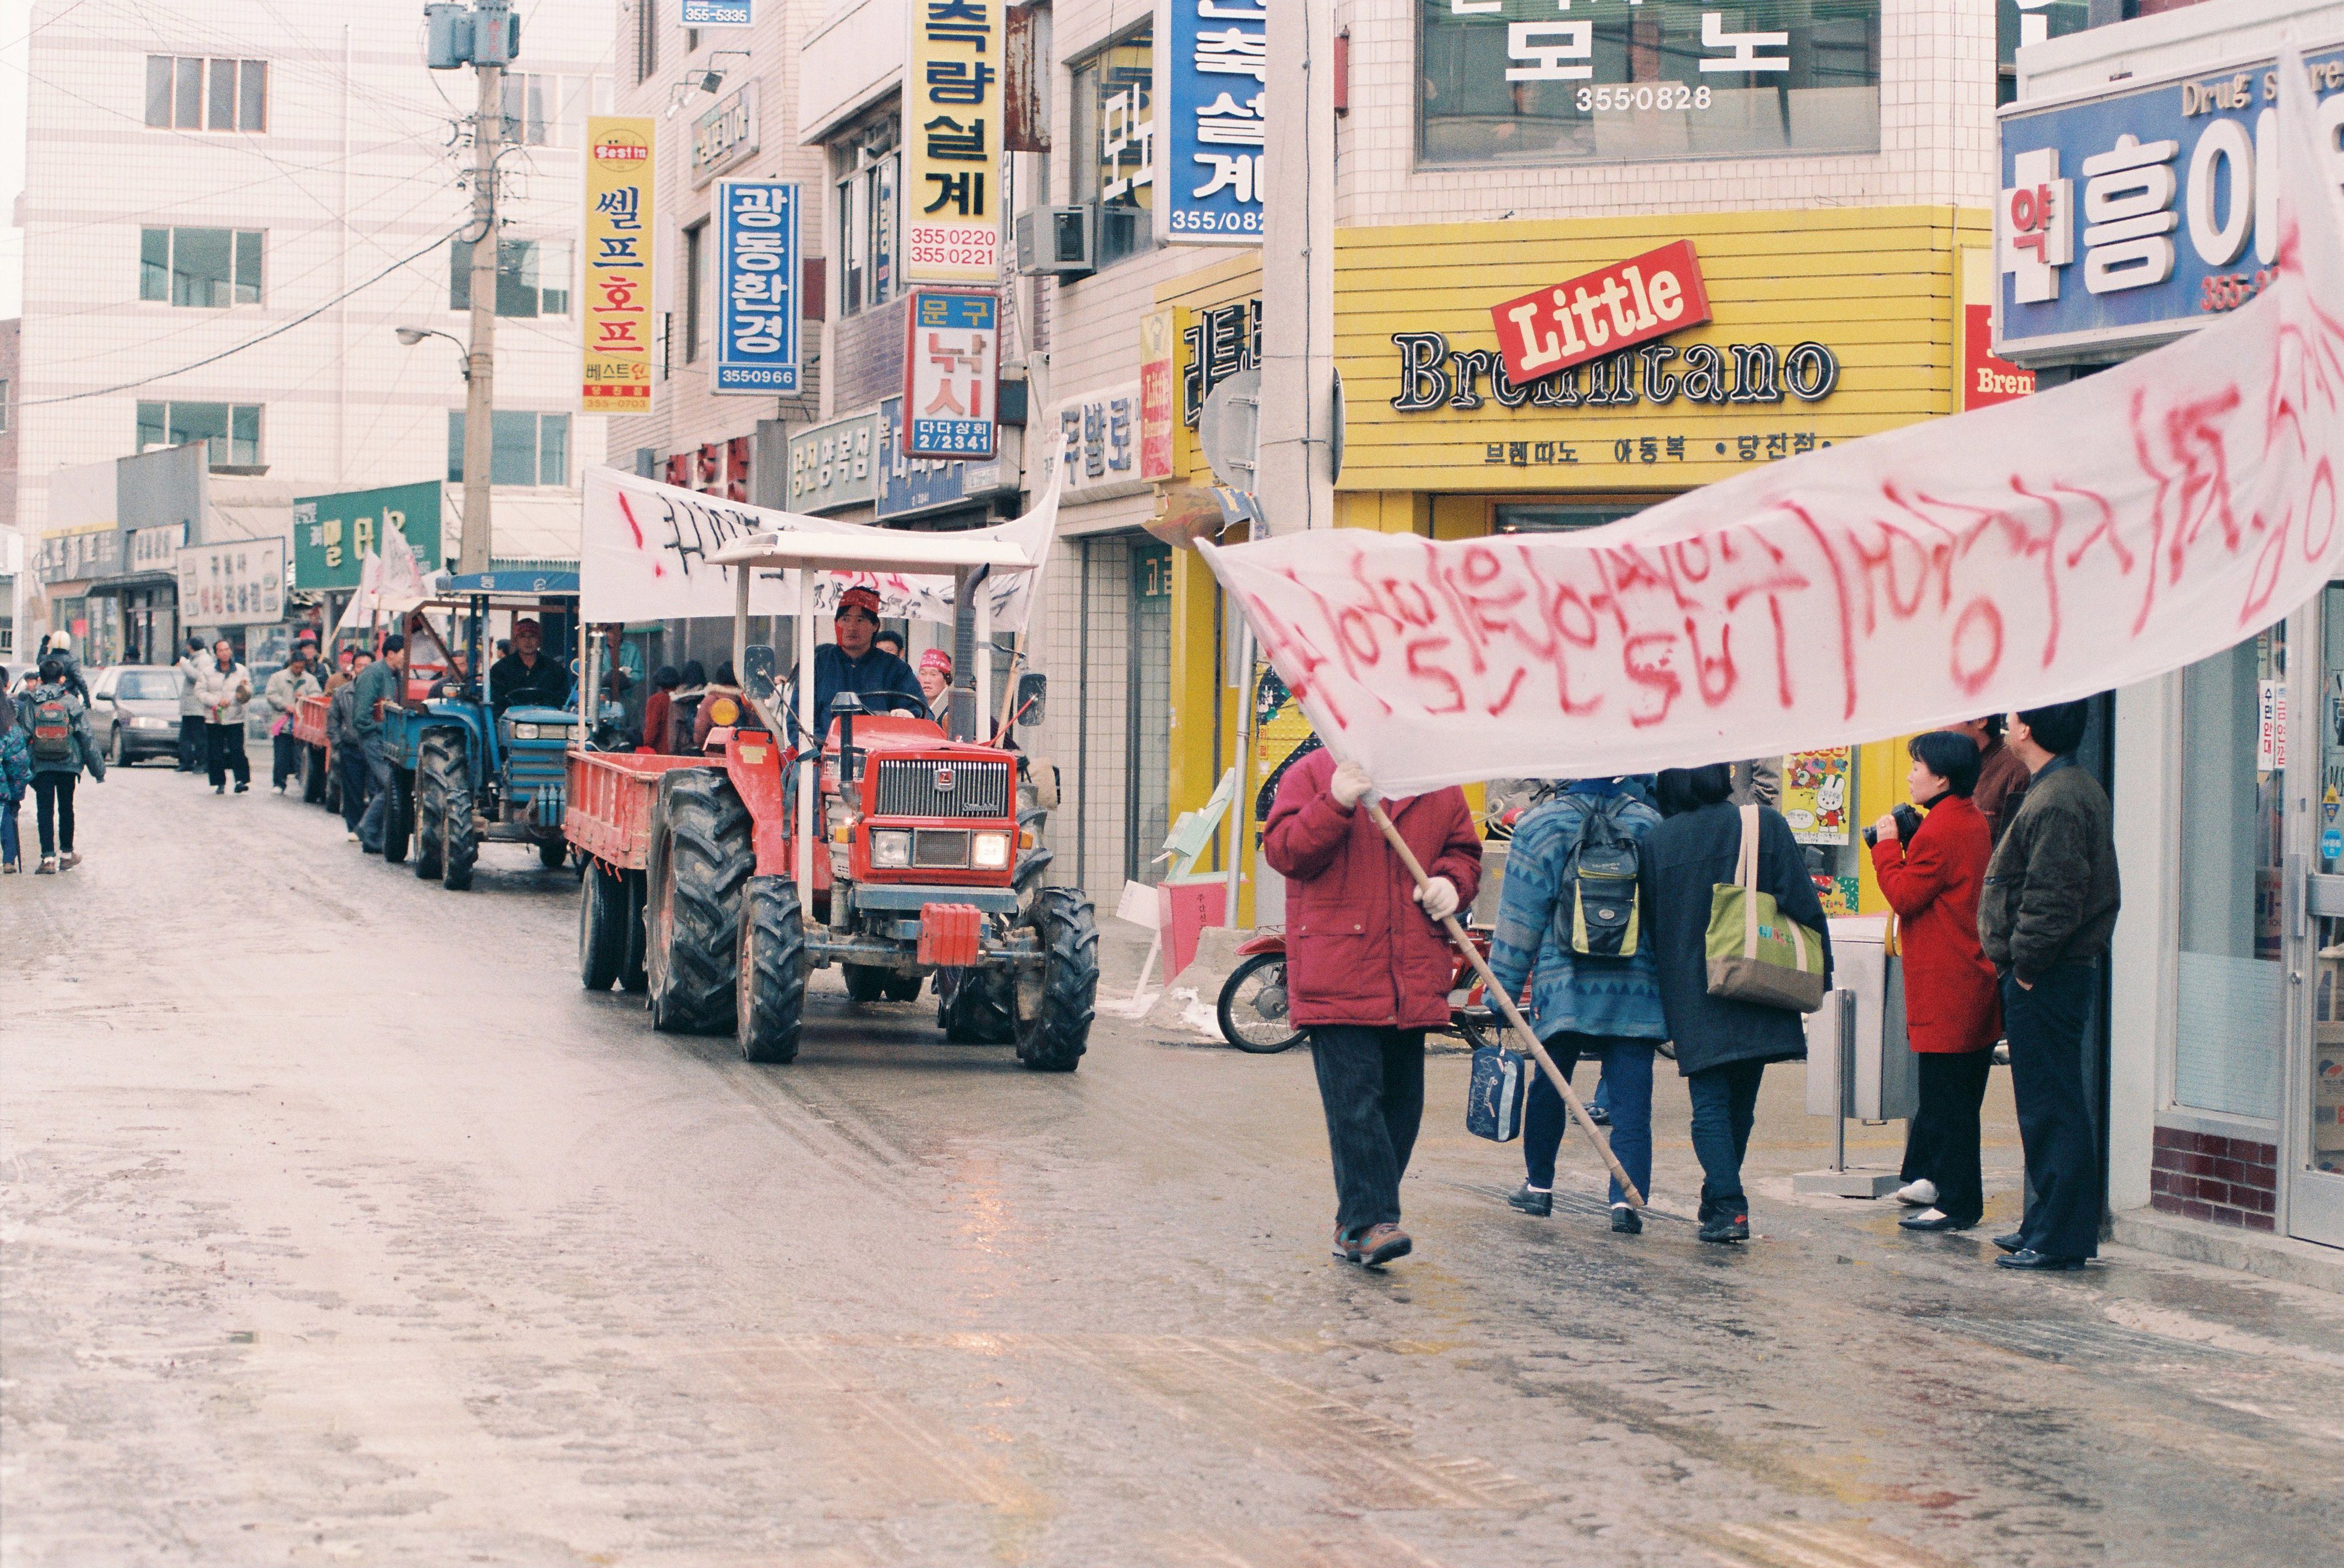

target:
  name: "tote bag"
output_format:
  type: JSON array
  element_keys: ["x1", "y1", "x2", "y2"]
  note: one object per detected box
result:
[
  {"x1": 1704, "y1": 805, "x2": 1828, "y2": 1013},
  {"x1": 1466, "y1": 1041, "x2": 1528, "y2": 1143}
]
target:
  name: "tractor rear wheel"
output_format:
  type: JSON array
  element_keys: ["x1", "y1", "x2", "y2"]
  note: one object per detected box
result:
[
  {"x1": 736, "y1": 877, "x2": 807, "y2": 1064},
  {"x1": 436, "y1": 742, "x2": 478, "y2": 891},
  {"x1": 579, "y1": 862, "x2": 625, "y2": 991},
  {"x1": 938, "y1": 968, "x2": 1016, "y2": 1044},
  {"x1": 324, "y1": 752, "x2": 342, "y2": 815},
  {"x1": 843, "y1": 963, "x2": 889, "y2": 1003},
  {"x1": 414, "y1": 735, "x2": 453, "y2": 881},
  {"x1": 1014, "y1": 887, "x2": 1099, "y2": 1073},
  {"x1": 382, "y1": 770, "x2": 415, "y2": 865},
  {"x1": 619, "y1": 871, "x2": 649, "y2": 994},
  {"x1": 647, "y1": 770, "x2": 752, "y2": 1034},
  {"x1": 884, "y1": 974, "x2": 924, "y2": 1003},
  {"x1": 538, "y1": 836, "x2": 568, "y2": 870},
  {"x1": 300, "y1": 744, "x2": 325, "y2": 804}
]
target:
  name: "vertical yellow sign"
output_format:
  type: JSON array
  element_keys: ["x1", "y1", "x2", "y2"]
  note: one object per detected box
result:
[
  {"x1": 903, "y1": 0, "x2": 1002, "y2": 284},
  {"x1": 583, "y1": 117, "x2": 656, "y2": 411}
]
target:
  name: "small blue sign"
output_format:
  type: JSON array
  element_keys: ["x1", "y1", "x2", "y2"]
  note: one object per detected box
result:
[
  {"x1": 681, "y1": 0, "x2": 752, "y2": 26},
  {"x1": 713, "y1": 180, "x2": 799, "y2": 395},
  {"x1": 1160, "y1": 0, "x2": 1266, "y2": 245},
  {"x1": 875, "y1": 395, "x2": 1010, "y2": 520},
  {"x1": 2324, "y1": 826, "x2": 2341, "y2": 862}
]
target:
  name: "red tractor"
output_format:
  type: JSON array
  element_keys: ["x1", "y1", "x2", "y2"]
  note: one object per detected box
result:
[{"x1": 569, "y1": 529, "x2": 1098, "y2": 1070}]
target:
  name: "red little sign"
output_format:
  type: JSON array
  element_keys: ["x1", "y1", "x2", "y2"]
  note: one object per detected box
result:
[{"x1": 1489, "y1": 240, "x2": 1713, "y2": 384}]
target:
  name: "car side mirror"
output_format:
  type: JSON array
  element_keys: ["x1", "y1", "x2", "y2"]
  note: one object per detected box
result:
[
  {"x1": 743, "y1": 643, "x2": 778, "y2": 702},
  {"x1": 1014, "y1": 671, "x2": 1046, "y2": 728}
]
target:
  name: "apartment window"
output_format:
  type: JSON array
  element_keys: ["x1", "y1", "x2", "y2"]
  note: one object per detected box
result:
[
  {"x1": 1071, "y1": 24, "x2": 1155, "y2": 270},
  {"x1": 145, "y1": 57, "x2": 265, "y2": 131},
  {"x1": 501, "y1": 73, "x2": 555, "y2": 145},
  {"x1": 448, "y1": 411, "x2": 571, "y2": 487},
  {"x1": 140, "y1": 228, "x2": 263, "y2": 307},
  {"x1": 137, "y1": 402, "x2": 262, "y2": 469},
  {"x1": 449, "y1": 238, "x2": 571, "y2": 317},
  {"x1": 683, "y1": 220, "x2": 708, "y2": 361},
  {"x1": 833, "y1": 122, "x2": 899, "y2": 318}
]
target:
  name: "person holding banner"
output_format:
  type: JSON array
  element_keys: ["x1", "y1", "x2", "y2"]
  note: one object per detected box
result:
[{"x1": 1263, "y1": 751, "x2": 1482, "y2": 1268}]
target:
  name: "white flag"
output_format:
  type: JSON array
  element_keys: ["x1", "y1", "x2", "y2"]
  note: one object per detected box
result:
[{"x1": 1203, "y1": 47, "x2": 2344, "y2": 797}]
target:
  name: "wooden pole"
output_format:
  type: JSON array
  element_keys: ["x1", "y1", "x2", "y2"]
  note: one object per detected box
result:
[{"x1": 1363, "y1": 798, "x2": 1646, "y2": 1209}]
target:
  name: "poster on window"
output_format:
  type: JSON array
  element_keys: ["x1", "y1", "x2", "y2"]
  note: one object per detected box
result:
[
  {"x1": 713, "y1": 180, "x2": 800, "y2": 394},
  {"x1": 1781, "y1": 748, "x2": 1853, "y2": 846},
  {"x1": 1417, "y1": 0, "x2": 1881, "y2": 169},
  {"x1": 904, "y1": 0, "x2": 1003, "y2": 284},
  {"x1": 1155, "y1": 0, "x2": 1265, "y2": 243},
  {"x1": 176, "y1": 538, "x2": 285, "y2": 627},
  {"x1": 903, "y1": 287, "x2": 999, "y2": 458},
  {"x1": 582, "y1": 117, "x2": 655, "y2": 411}
]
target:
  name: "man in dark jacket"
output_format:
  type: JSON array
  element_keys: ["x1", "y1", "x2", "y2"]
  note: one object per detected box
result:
[
  {"x1": 1955, "y1": 714, "x2": 2031, "y2": 843},
  {"x1": 1263, "y1": 750, "x2": 1481, "y2": 1268},
  {"x1": 489, "y1": 618, "x2": 569, "y2": 714},
  {"x1": 807, "y1": 587, "x2": 926, "y2": 736},
  {"x1": 1978, "y1": 699, "x2": 2119, "y2": 1271}
]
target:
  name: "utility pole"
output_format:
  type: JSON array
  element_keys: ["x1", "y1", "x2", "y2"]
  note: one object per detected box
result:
[{"x1": 1257, "y1": 0, "x2": 1335, "y2": 539}]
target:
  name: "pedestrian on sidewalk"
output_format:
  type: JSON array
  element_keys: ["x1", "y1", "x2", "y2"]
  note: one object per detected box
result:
[
  {"x1": 1869, "y1": 732, "x2": 2000, "y2": 1234},
  {"x1": 18, "y1": 655, "x2": 106, "y2": 873},
  {"x1": 174, "y1": 636, "x2": 209, "y2": 773},
  {"x1": 329, "y1": 650, "x2": 376, "y2": 840},
  {"x1": 1263, "y1": 750, "x2": 1482, "y2": 1269},
  {"x1": 354, "y1": 637, "x2": 407, "y2": 854},
  {"x1": 1952, "y1": 714, "x2": 2031, "y2": 844},
  {"x1": 1640, "y1": 763, "x2": 1833, "y2": 1245},
  {"x1": 1486, "y1": 775, "x2": 1666, "y2": 1236},
  {"x1": 265, "y1": 648, "x2": 320, "y2": 793},
  {"x1": 1979, "y1": 701, "x2": 2120, "y2": 1272},
  {"x1": 0, "y1": 670, "x2": 31, "y2": 873},
  {"x1": 196, "y1": 639, "x2": 254, "y2": 795}
]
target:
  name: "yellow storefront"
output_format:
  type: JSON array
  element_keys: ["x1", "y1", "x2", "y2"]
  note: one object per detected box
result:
[{"x1": 1153, "y1": 208, "x2": 1994, "y2": 923}]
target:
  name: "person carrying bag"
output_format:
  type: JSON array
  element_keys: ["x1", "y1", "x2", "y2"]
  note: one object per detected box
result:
[{"x1": 1706, "y1": 804, "x2": 1830, "y2": 1011}]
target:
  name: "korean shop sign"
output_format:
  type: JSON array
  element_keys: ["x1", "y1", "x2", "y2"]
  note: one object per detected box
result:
[
  {"x1": 875, "y1": 395, "x2": 1013, "y2": 519},
  {"x1": 691, "y1": 80, "x2": 759, "y2": 186},
  {"x1": 681, "y1": 0, "x2": 752, "y2": 25},
  {"x1": 177, "y1": 538, "x2": 285, "y2": 627},
  {"x1": 1995, "y1": 44, "x2": 2344, "y2": 360},
  {"x1": 1490, "y1": 241, "x2": 1712, "y2": 382},
  {"x1": 1050, "y1": 382, "x2": 1142, "y2": 493},
  {"x1": 582, "y1": 117, "x2": 655, "y2": 411},
  {"x1": 293, "y1": 480, "x2": 441, "y2": 593},
  {"x1": 1156, "y1": 0, "x2": 1266, "y2": 243},
  {"x1": 905, "y1": 0, "x2": 1003, "y2": 283},
  {"x1": 903, "y1": 287, "x2": 999, "y2": 458},
  {"x1": 713, "y1": 180, "x2": 800, "y2": 394},
  {"x1": 788, "y1": 410, "x2": 880, "y2": 513}
]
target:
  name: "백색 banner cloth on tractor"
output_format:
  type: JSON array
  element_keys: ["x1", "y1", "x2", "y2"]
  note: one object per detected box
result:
[
  {"x1": 1202, "y1": 47, "x2": 2344, "y2": 799},
  {"x1": 580, "y1": 467, "x2": 1059, "y2": 632}
]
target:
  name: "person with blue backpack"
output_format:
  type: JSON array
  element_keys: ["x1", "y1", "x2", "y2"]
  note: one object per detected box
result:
[
  {"x1": 17, "y1": 655, "x2": 105, "y2": 873},
  {"x1": 1486, "y1": 775, "x2": 1667, "y2": 1235},
  {"x1": 0, "y1": 668, "x2": 31, "y2": 873}
]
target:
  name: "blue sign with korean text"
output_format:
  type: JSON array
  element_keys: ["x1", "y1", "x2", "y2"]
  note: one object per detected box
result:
[
  {"x1": 876, "y1": 395, "x2": 1011, "y2": 520},
  {"x1": 681, "y1": 0, "x2": 752, "y2": 26},
  {"x1": 1158, "y1": 0, "x2": 1266, "y2": 244},
  {"x1": 1995, "y1": 46, "x2": 2344, "y2": 360},
  {"x1": 714, "y1": 180, "x2": 800, "y2": 394}
]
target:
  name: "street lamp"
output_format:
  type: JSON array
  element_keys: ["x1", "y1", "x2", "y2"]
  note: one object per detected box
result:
[{"x1": 394, "y1": 325, "x2": 470, "y2": 381}]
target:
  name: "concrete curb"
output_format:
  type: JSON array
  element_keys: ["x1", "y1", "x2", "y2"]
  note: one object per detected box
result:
[{"x1": 2110, "y1": 1207, "x2": 2344, "y2": 1294}]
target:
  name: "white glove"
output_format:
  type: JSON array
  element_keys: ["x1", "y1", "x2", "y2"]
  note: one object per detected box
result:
[
  {"x1": 1415, "y1": 876, "x2": 1460, "y2": 922},
  {"x1": 1330, "y1": 760, "x2": 1374, "y2": 809}
]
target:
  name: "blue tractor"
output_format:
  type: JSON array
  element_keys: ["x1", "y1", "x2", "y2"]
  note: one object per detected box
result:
[{"x1": 377, "y1": 572, "x2": 584, "y2": 891}]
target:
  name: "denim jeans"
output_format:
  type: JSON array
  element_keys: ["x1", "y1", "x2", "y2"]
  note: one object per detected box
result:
[
  {"x1": 338, "y1": 745, "x2": 373, "y2": 832},
  {"x1": 1309, "y1": 1026, "x2": 1426, "y2": 1233},
  {"x1": 356, "y1": 740, "x2": 395, "y2": 850},
  {"x1": 2, "y1": 797, "x2": 19, "y2": 866},
  {"x1": 2004, "y1": 963, "x2": 2101, "y2": 1259},
  {"x1": 1688, "y1": 1059, "x2": 1768, "y2": 1217},
  {"x1": 31, "y1": 774, "x2": 75, "y2": 858},
  {"x1": 207, "y1": 723, "x2": 249, "y2": 789},
  {"x1": 1899, "y1": 1049, "x2": 1994, "y2": 1225},
  {"x1": 1523, "y1": 1034, "x2": 1654, "y2": 1208}
]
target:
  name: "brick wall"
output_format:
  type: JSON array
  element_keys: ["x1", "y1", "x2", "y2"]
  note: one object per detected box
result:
[{"x1": 2149, "y1": 1126, "x2": 2277, "y2": 1231}]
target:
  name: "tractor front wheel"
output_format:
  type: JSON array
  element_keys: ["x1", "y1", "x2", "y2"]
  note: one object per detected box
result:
[
  {"x1": 414, "y1": 735, "x2": 453, "y2": 881},
  {"x1": 382, "y1": 770, "x2": 415, "y2": 865},
  {"x1": 736, "y1": 877, "x2": 807, "y2": 1064},
  {"x1": 580, "y1": 862, "x2": 625, "y2": 991},
  {"x1": 647, "y1": 771, "x2": 752, "y2": 1034},
  {"x1": 1014, "y1": 887, "x2": 1099, "y2": 1073},
  {"x1": 435, "y1": 741, "x2": 478, "y2": 891},
  {"x1": 938, "y1": 968, "x2": 1016, "y2": 1044}
]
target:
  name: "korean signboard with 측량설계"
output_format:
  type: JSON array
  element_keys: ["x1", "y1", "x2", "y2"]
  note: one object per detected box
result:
[
  {"x1": 293, "y1": 480, "x2": 441, "y2": 593},
  {"x1": 177, "y1": 538, "x2": 285, "y2": 628},
  {"x1": 903, "y1": 287, "x2": 999, "y2": 459},
  {"x1": 1156, "y1": 0, "x2": 1266, "y2": 245},
  {"x1": 583, "y1": 117, "x2": 655, "y2": 412},
  {"x1": 713, "y1": 180, "x2": 800, "y2": 394},
  {"x1": 1996, "y1": 44, "x2": 2344, "y2": 362},
  {"x1": 904, "y1": 0, "x2": 1003, "y2": 284}
]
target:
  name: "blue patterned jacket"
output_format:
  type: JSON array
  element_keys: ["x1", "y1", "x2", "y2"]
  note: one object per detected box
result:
[{"x1": 1487, "y1": 779, "x2": 1669, "y2": 1044}]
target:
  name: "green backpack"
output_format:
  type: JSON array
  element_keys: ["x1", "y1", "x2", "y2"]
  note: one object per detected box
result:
[{"x1": 1559, "y1": 793, "x2": 1642, "y2": 959}]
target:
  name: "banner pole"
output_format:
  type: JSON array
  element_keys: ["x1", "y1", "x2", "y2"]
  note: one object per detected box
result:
[{"x1": 1363, "y1": 796, "x2": 1645, "y2": 1209}]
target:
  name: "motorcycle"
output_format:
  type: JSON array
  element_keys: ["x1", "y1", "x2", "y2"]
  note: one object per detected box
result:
[{"x1": 1216, "y1": 926, "x2": 1507, "y2": 1055}]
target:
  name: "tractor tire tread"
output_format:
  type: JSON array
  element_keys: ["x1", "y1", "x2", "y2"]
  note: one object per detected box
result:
[
  {"x1": 737, "y1": 877, "x2": 806, "y2": 1064},
  {"x1": 649, "y1": 771, "x2": 752, "y2": 1034},
  {"x1": 1016, "y1": 887, "x2": 1098, "y2": 1072}
]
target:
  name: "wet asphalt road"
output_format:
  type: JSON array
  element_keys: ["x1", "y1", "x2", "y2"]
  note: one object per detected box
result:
[{"x1": 6, "y1": 766, "x2": 2342, "y2": 1568}]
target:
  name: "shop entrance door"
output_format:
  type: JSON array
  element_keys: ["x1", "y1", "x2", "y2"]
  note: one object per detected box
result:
[
  {"x1": 2292, "y1": 584, "x2": 2344, "y2": 1247},
  {"x1": 1126, "y1": 542, "x2": 1173, "y2": 884}
]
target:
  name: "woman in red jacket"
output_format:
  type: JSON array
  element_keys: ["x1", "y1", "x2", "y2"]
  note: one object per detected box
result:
[
  {"x1": 1263, "y1": 748, "x2": 1481, "y2": 1269},
  {"x1": 1870, "y1": 731, "x2": 2001, "y2": 1233}
]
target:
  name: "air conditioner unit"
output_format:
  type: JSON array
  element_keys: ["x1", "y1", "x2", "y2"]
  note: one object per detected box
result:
[{"x1": 1015, "y1": 205, "x2": 1096, "y2": 276}]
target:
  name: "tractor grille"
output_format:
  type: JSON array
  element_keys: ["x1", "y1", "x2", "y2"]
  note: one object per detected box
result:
[{"x1": 873, "y1": 757, "x2": 1011, "y2": 820}]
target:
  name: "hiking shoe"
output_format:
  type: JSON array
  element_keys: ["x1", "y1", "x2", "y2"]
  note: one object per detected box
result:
[
  {"x1": 1356, "y1": 1223, "x2": 1413, "y2": 1266},
  {"x1": 1698, "y1": 1210, "x2": 1750, "y2": 1244},
  {"x1": 1508, "y1": 1183, "x2": 1553, "y2": 1217},
  {"x1": 1894, "y1": 1179, "x2": 1939, "y2": 1207},
  {"x1": 1610, "y1": 1205, "x2": 1642, "y2": 1236},
  {"x1": 58, "y1": 851, "x2": 80, "y2": 870},
  {"x1": 34, "y1": 857, "x2": 57, "y2": 875},
  {"x1": 1992, "y1": 1231, "x2": 2028, "y2": 1255},
  {"x1": 1332, "y1": 1227, "x2": 1363, "y2": 1263}
]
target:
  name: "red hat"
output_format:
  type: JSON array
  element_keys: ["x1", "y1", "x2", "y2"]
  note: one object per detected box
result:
[
  {"x1": 919, "y1": 648, "x2": 952, "y2": 675},
  {"x1": 837, "y1": 585, "x2": 881, "y2": 617}
]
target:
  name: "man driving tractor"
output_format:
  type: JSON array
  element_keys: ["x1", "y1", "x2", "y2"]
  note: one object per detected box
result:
[
  {"x1": 490, "y1": 618, "x2": 569, "y2": 715},
  {"x1": 807, "y1": 585, "x2": 926, "y2": 732}
]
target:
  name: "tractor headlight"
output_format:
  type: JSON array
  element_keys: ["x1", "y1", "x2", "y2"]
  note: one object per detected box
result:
[
  {"x1": 870, "y1": 829, "x2": 911, "y2": 868},
  {"x1": 510, "y1": 722, "x2": 540, "y2": 740},
  {"x1": 972, "y1": 832, "x2": 1011, "y2": 870}
]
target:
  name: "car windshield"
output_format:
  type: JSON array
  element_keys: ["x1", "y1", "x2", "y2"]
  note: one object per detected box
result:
[{"x1": 117, "y1": 672, "x2": 180, "y2": 700}]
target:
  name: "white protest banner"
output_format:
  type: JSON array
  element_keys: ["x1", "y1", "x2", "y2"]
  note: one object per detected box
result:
[
  {"x1": 581, "y1": 465, "x2": 1058, "y2": 631},
  {"x1": 1202, "y1": 48, "x2": 2344, "y2": 798}
]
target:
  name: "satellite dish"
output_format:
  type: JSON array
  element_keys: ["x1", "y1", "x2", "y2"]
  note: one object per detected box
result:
[{"x1": 1199, "y1": 368, "x2": 1262, "y2": 491}]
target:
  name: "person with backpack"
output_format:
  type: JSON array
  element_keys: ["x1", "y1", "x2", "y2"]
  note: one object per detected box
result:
[
  {"x1": 0, "y1": 670, "x2": 31, "y2": 873},
  {"x1": 1486, "y1": 775, "x2": 1668, "y2": 1235},
  {"x1": 18, "y1": 655, "x2": 105, "y2": 873},
  {"x1": 196, "y1": 638, "x2": 254, "y2": 795}
]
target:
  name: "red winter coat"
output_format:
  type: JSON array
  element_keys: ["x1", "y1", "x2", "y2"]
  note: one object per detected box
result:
[
  {"x1": 1869, "y1": 793, "x2": 2000, "y2": 1054},
  {"x1": 1262, "y1": 750, "x2": 1483, "y2": 1029}
]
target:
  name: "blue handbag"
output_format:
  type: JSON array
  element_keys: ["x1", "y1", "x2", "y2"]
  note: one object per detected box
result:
[{"x1": 1466, "y1": 1041, "x2": 1528, "y2": 1143}]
